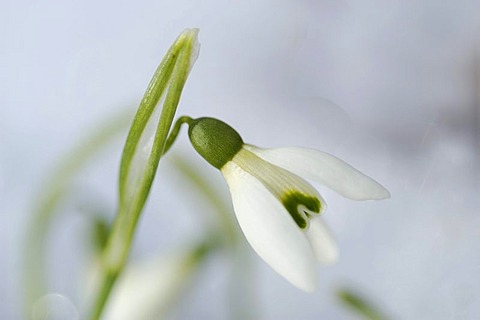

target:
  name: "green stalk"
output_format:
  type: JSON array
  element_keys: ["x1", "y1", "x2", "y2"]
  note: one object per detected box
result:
[
  {"x1": 87, "y1": 29, "x2": 199, "y2": 320},
  {"x1": 163, "y1": 116, "x2": 193, "y2": 155}
]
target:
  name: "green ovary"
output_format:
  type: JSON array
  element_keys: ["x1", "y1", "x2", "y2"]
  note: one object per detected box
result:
[
  {"x1": 188, "y1": 117, "x2": 243, "y2": 170},
  {"x1": 281, "y1": 192, "x2": 321, "y2": 229}
]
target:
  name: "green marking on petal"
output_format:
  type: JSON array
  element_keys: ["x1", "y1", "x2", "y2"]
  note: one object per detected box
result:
[{"x1": 281, "y1": 191, "x2": 321, "y2": 229}]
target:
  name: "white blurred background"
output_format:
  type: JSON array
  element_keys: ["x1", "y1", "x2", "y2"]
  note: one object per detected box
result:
[{"x1": 2, "y1": 0, "x2": 480, "y2": 319}]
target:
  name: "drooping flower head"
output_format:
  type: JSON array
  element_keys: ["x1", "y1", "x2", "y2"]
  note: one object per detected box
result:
[{"x1": 186, "y1": 117, "x2": 390, "y2": 291}]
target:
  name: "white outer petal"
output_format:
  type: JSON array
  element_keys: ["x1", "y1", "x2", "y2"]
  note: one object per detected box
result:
[
  {"x1": 245, "y1": 145, "x2": 390, "y2": 201},
  {"x1": 306, "y1": 218, "x2": 339, "y2": 265},
  {"x1": 222, "y1": 161, "x2": 317, "y2": 292}
]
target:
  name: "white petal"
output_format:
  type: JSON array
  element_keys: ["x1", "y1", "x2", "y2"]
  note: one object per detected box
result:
[
  {"x1": 245, "y1": 145, "x2": 390, "y2": 201},
  {"x1": 306, "y1": 218, "x2": 339, "y2": 265},
  {"x1": 222, "y1": 162, "x2": 317, "y2": 292}
]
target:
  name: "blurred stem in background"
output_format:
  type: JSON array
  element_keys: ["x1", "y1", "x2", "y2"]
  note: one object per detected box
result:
[
  {"x1": 87, "y1": 29, "x2": 199, "y2": 320},
  {"x1": 22, "y1": 111, "x2": 131, "y2": 319},
  {"x1": 171, "y1": 156, "x2": 258, "y2": 320},
  {"x1": 171, "y1": 156, "x2": 238, "y2": 246},
  {"x1": 337, "y1": 287, "x2": 390, "y2": 320}
]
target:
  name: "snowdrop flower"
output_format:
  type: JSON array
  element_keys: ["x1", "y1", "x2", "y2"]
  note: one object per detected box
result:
[{"x1": 187, "y1": 117, "x2": 390, "y2": 292}]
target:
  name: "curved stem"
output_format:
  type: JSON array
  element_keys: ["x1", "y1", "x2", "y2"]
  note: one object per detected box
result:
[{"x1": 163, "y1": 115, "x2": 193, "y2": 155}]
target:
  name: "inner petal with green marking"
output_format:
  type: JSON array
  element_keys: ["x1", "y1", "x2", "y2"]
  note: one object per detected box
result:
[
  {"x1": 231, "y1": 148, "x2": 326, "y2": 230},
  {"x1": 281, "y1": 191, "x2": 322, "y2": 229}
]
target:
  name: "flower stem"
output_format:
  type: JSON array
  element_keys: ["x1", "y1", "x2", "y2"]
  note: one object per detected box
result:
[
  {"x1": 87, "y1": 271, "x2": 118, "y2": 320},
  {"x1": 86, "y1": 29, "x2": 199, "y2": 320},
  {"x1": 163, "y1": 115, "x2": 193, "y2": 154}
]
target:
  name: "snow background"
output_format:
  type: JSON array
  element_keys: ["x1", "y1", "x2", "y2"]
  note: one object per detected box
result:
[{"x1": 1, "y1": 0, "x2": 479, "y2": 319}]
